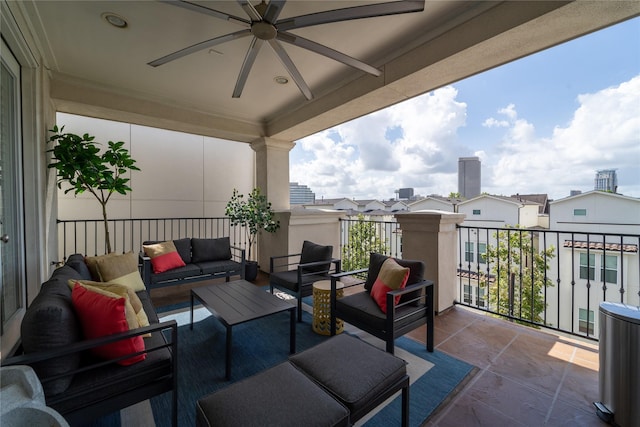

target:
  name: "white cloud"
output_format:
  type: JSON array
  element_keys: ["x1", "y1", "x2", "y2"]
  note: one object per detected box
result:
[
  {"x1": 485, "y1": 75, "x2": 640, "y2": 198},
  {"x1": 291, "y1": 76, "x2": 640, "y2": 201}
]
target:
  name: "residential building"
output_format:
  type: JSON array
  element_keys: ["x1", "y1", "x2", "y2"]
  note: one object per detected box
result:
[
  {"x1": 290, "y1": 182, "x2": 315, "y2": 205},
  {"x1": 458, "y1": 157, "x2": 481, "y2": 199},
  {"x1": 408, "y1": 196, "x2": 457, "y2": 212},
  {"x1": 594, "y1": 169, "x2": 618, "y2": 193},
  {"x1": 546, "y1": 191, "x2": 640, "y2": 336}
]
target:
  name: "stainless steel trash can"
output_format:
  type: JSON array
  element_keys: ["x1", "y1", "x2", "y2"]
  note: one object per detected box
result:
[{"x1": 595, "y1": 302, "x2": 640, "y2": 427}]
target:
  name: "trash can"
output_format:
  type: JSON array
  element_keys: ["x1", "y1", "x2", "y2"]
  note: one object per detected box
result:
[{"x1": 595, "y1": 302, "x2": 640, "y2": 427}]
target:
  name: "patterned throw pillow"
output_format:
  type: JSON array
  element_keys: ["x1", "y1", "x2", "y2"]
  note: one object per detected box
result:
[
  {"x1": 370, "y1": 258, "x2": 410, "y2": 314},
  {"x1": 71, "y1": 284, "x2": 146, "y2": 365},
  {"x1": 95, "y1": 251, "x2": 146, "y2": 291},
  {"x1": 143, "y1": 240, "x2": 186, "y2": 273}
]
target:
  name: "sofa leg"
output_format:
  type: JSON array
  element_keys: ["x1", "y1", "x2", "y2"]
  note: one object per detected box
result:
[{"x1": 297, "y1": 298, "x2": 303, "y2": 322}]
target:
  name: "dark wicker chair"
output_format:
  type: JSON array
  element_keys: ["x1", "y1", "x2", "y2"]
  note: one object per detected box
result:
[{"x1": 330, "y1": 252, "x2": 434, "y2": 354}]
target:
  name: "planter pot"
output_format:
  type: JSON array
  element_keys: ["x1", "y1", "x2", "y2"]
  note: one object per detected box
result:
[{"x1": 245, "y1": 261, "x2": 259, "y2": 282}]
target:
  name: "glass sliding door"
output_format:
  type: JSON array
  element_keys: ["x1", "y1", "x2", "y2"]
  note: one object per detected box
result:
[{"x1": 0, "y1": 38, "x2": 26, "y2": 351}]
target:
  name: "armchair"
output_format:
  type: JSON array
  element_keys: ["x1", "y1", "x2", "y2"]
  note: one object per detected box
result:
[
  {"x1": 330, "y1": 253, "x2": 434, "y2": 354},
  {"x1": 270, "y1": 241, "x2": 341, "y2": 322}
]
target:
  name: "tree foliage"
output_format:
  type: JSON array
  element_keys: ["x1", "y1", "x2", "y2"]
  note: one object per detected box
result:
[
  {"x1": 225, "y1": 188, "x2": 280, "y2": 260},
  {"x1": 341, "y1": 214, "x2": 389, "y2": 272},
  {"x1": 481, "y1": 227, "x2": 555, "y2": 325},
  {"x1": 47, "y1": 125, "x2": 140, "y2": 254}
]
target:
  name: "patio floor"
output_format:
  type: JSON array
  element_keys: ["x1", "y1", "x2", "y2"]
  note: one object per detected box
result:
[{"x1": 150, "y1": 272, "x2": 606, "y2": 427}]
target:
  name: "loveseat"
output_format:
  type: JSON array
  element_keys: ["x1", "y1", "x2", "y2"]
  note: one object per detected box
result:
[
  {"x1": 2, "y1": 253, "x2": 178, "y2": 427},
  {"x1": 141, "y1": 237, "x2": 245, "y2": 288}
]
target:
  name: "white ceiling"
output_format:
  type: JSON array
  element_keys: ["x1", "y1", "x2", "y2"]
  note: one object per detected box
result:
[{"x1": 14, "y1": 1, "x2": 640, "y2": 143}]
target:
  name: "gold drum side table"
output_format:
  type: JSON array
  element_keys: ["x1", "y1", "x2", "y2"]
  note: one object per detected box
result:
[{"x1": 312, "y1": 280, "x2": 344, "y2": 335}]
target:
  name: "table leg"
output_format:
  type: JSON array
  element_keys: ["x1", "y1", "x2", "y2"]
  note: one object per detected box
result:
[
  {"x1": 225, "y1": 325, "x2": 232, "y2": 381},
  {"x1": 289, "y1": 308, "x2": 296, "y2": 354},
  {"x1": 190, "y1": 292, "x2": 194, "y2": 330}
]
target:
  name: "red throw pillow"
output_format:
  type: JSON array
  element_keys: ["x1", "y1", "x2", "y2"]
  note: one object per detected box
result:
[
  {"x1": 143, "y1": 240, "x2": 186, "y2": 273},
  {"x1": 370, "y1": 258, "x2": 410, "y2": 314},
  {"x1": 71, "y1": 284, "x2": 146, "y2": 365}
]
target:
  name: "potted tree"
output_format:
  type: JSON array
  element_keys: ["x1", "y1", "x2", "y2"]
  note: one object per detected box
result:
[
  {"x1": 225, "y1": 188, "x2": 280, "y2": 281},
  {"x1": 47, "y1": 125, "x2": 140, "y2": 254}
]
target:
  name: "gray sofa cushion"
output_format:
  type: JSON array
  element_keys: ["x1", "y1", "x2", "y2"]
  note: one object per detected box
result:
[
  {"x1": 299, "y1": 240, "x2": 333, "y2": 273},
  {"x1": 196, "y1": 361, "x2": 349, "y2": 427},
  {"x1": 195, "y1": 259, "x2": 242, "y2": 276},
  {"x1": 335, "y1": 291, "x2": 427, "y2": 331},
  {"x1": 191, "y1": 237, "x2": 231, "y2": 263},
  {"x1": 20, "y1": 265, "x2": 83, "y2": 395},
  {"x1": 65, "y1": 254, "x2": 92, "y2": 280},
  {"x1": 147, "y1": 264, "x2": 203, "y2": 284},
  {"x1": 269, "y1": 270, "x2": 329, "y2": 293},
  {"x1": 289, "y1": 334, "x2": 406, "y2": 414}
]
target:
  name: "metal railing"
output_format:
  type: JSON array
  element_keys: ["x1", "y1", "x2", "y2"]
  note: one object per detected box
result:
[
  {"x1": 337, "y1": 216, "x2": 639, "y2": 341},
  {"x1": 57, "y1": 217, "x2": 251, "y2": 260},
  {"x1": 458, "y1": 226, "x2": 639, "y2": 341}
]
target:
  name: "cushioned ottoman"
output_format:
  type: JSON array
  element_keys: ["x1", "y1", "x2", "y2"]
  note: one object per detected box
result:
[
  {"x1": 289, "y1": 333, "x2": 410, "y2": 426},
  {"x1": 195, "y1": 362, "x2": 349, "y2": 427}
]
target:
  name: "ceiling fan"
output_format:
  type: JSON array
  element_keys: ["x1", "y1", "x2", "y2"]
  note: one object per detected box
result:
[{"x1": 148, "y1": 0, "x2": 425, "y2": 100}]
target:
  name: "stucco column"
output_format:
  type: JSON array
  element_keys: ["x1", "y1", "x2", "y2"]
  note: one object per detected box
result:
[
  {"x1": 250, "y1": 137, "x2": 295, "y2": 211},
  {"x1": 396, "y1": 210, "x2": 466, "y2": 314}
]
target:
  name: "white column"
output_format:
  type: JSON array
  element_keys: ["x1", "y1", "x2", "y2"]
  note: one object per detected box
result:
[
  {"x1": 396, "y1": 210, "x2": 466, "y2": 314},
  {"x1": 250, "y1": 137, "x2": 295, "y2": 211}
]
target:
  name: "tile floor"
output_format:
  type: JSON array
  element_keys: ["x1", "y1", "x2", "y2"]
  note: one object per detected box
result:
[{"x1": 150, "y1": 273, "x2": 607, "y2": 427}]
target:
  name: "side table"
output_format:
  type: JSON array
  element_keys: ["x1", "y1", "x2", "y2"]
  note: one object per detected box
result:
[{"x1": 312, "y1": 280, "x2": 344, "y2": 335}]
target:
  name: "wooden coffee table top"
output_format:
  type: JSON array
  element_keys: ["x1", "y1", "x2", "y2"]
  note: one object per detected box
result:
[{"x1": 191, "y1": 279, "x2": 294, "y2": 327}]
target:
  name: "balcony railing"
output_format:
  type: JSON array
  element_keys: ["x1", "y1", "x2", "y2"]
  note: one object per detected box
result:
[
  {"x1": 457, "y1": 225, "x2": 640, "y2": 341},
  {"x1": 57, "y1": 217, "x2": 251, "y2": 260}
]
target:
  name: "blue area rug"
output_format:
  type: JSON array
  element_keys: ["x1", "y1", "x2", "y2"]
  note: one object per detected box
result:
[{"x1": 147, "y1": 306, "x2": 473, "y2": 427}]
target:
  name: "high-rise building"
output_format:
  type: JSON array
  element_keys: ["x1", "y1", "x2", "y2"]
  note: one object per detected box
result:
[
  {"x1": 290, "y1": 182, "x2": 315, "y2": 205},
  {"x1": 594, "y1": 169, "x2": 618, "y2": 193},
  {"x1": 458, "y1": 157, "x2": 481, "y2": 199}
]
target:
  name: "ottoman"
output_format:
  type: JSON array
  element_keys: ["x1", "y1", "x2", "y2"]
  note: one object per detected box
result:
[
  {"x1": 195, "y1": 361, "x2": 349, "y2": 427},
  {"x1": 289, "y1": 334, "x2": 410, "y2": 426}
]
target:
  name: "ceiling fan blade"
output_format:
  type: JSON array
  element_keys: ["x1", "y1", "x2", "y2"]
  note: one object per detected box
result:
[
  {"x1": 277, "y1": 0, "x2": 424, "y2": 31},
  {"x1": 277, "y1": 32, "x2": 381, "y2": 77},
  {"x1": 267, "y1": 39, "x2": 313, "y2": 100},
  {"x1": 159, "y1": 0, "x2": 250, "y2": 27},
  {"x1": 233, "y1": 37, "x2": 264, "y2": 98},
  {"x1": 237, "y1": 0, "x2": 262, "y2": 22},
  {"x1": 148, "y1": 29, "x2": 251, "y2": 67},
  {"x1": 264, "y1": 0, "x2": 287, "y2": 23}
]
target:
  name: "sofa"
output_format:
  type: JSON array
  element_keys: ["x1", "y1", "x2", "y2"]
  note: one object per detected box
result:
[
  {"x1": 1, "y1": 253, "x2": 178, "y2": 427},
  {"x1": 141, "y1": 237, "x2": 245, "y2": 288}
]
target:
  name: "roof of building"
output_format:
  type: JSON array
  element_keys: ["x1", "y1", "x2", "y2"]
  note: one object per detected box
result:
[{"x1": 563, "y1": 240, "x2": 638, "y2": 253}]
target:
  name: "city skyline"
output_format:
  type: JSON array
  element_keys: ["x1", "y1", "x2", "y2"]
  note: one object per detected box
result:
[{"x1": 290, "y1": 17, "x2": 640, "y2": 201}]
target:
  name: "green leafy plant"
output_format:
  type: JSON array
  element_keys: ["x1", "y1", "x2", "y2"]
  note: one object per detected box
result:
[
  {"x1": 341, "y1": 214, "x2": 389, "y2": 273},
  {"x1": 481, "y1": 226, "x2": 555, "y2": 326},
  {"x1": 225, "y1": 188, "x2": 280, "y2": 261},
  {"x1": 47, "y1": 125, "x2": 140, "y2": 254}
]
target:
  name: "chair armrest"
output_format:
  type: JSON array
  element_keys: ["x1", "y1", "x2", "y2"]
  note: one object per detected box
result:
[
  {"x1": 386, "y1": 280, "x2": 434, "y2": 331},
  {"x1": 230, "y1": 245, "x2": 246, "y2": 262},
  {"x1": 269, "y1": 253, "x2": 303, "y2": 273},
  {"x1": 2, "y1": 320, "x2": 178, "y2": 368}
]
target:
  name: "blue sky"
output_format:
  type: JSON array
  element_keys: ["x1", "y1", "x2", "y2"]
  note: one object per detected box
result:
[{"x1": 290, "y1": 17, "x2": 640, "y2": 201}]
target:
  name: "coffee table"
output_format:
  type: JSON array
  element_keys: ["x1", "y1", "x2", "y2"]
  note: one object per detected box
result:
[{"x1": 190, "y1": 279, "x2": 296, "y2": 380}]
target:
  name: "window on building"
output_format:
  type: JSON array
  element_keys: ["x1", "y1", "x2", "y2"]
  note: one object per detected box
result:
[
  {"x1": 477, "y1": 286, "x2": 487, "y2": 307},
  {"x1": 478, "y1": 243, "x2": 487, "y2": 264},
  {"x1": 573, "y1": 208, "x2": 587, "y2": 216},
  {"x1": 579, "y1": 253, "x2": 595, "y2": 280},
  {"x1": 579, "y1": 308, "x2": 595, "y2": 335},
  {"x1": 601, "y1": 255, "x2": 618, "y2": 284},
  {"x1": 464, "y1": 242, "x2": 474, "y2": 263},
  {"x1": 472, "y1": 209, "x2": 481, "y2": 215},
  {"x1": 463, "y1": 285, "x2": 472, "y2": 304}
]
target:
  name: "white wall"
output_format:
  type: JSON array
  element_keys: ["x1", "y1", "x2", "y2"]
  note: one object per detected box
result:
[{"x1": 55, "y1": 113, "x2": 255, "y2": 220}]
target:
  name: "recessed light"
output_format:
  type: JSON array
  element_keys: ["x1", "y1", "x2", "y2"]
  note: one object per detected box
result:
[
  {"x1": 274, "y1": 76, "x2": 289, "y2": 85},
  {"x1": 102, "y1": 13, "x2": 128, "y2": 29}
]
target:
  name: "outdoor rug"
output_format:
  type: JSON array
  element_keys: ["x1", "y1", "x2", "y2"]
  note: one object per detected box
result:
[{"x1": 90, "y1": 303, "x2": 473, "y2": 427}]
